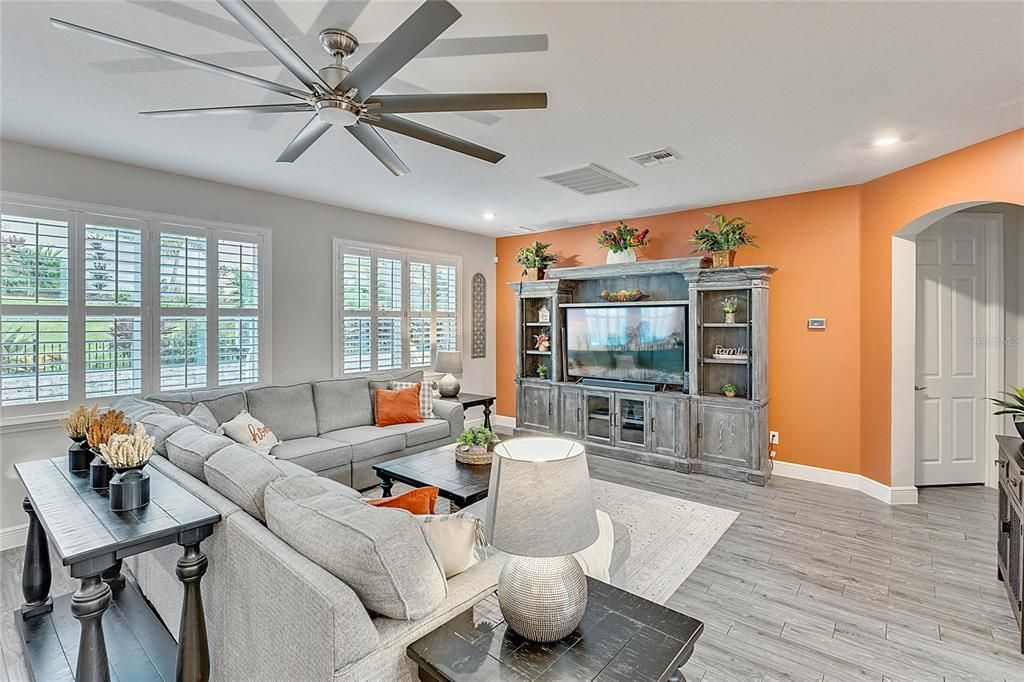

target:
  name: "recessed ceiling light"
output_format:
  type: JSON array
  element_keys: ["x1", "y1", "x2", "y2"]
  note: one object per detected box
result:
[
  {"x1": 482, "y1": 212, "x2": 497, "y2": 221},
  {"x1": 873, "y1": 136, "x2": 900, "y2": 147}
]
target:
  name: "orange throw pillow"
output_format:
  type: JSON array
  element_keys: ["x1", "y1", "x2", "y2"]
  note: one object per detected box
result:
[
  {"x1": 366, "y1": 487, "x2": 439, "y2": 515},
  {"x1": 374, "y1": 384, "x2": 424, "y2": 426}
]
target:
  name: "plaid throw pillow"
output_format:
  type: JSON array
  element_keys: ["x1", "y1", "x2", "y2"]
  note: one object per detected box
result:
[{"x1": 391, "y1": 381, "x2": 433, "y2": 420}]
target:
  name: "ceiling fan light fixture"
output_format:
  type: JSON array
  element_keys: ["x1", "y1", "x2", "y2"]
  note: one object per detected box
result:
[{"x1": 315, "y1": 99, "x2": 360, "y2": 127}]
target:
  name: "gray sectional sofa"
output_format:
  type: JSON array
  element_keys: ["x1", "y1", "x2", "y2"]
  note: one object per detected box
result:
[
  {"x1": 110, "y1": 370, "x2": 502, "y2": 681},
  {"x1": 135, "y1": 369, "x2": 463, "y2": 490}
]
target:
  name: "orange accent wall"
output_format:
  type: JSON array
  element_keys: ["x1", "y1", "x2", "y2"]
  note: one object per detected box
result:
[{"x1": 495, "y1": 129, "x2": 1023, "y2": 483}]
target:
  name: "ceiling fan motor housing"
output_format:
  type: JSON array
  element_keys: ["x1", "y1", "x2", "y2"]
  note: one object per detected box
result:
[{"x1": 315, "y1": 98, "x2": 361, "y2": 126}]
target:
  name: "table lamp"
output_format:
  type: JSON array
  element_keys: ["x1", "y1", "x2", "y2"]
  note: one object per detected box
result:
[
  {"x1": 484, "y1": 437, "x2": 599, "y2": 642},
  {"x1": 433, "y1": 350, "x2": 463, "y2": 398}
]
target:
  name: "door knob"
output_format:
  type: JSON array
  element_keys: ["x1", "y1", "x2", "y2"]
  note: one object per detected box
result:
[{"x1": 914, "y1": 386, "x2": 926, "y2": 391}]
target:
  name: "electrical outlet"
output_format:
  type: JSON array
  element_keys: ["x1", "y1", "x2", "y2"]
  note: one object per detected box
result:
[{"x1": 770, "y1": 431, "x2": 779, "y2": 444}]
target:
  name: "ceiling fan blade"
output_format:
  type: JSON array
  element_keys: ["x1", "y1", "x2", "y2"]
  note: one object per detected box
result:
[
  {"x1": 217, "y1": 0, "x2": 331, "y2": 93},
  {"x1": 348, "y1": 125, "x2": 410, "y2": 177},
  {"x1": 370, "y1": 114, "x2": 504, "y2": 164},
  {"x1": 128, "y1": 1, "x2": 255, "y2": 43},
  {"x1": 345, "y1": 0, "x2": 461, "y2": 98},
  {"x1": 277, "y1": 116, "x2": 332, "y2": 163},
  {"x1": 367, "y1": 93, "x2": 547, "y2": 114},
  {"x1": 50, "y1": 18, "x2": 307, "y2": 100},
  {"x1": 141, "y1": 103, "x2": 313, "y2": 118}
]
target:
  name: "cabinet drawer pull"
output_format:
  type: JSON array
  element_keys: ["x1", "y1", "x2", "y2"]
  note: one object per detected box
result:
[{"x1": 1003, "y1": 520, "x2": 1013, "y2": 534}]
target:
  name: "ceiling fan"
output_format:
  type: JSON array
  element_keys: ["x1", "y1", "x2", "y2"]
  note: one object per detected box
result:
[{"x1": 50, "y1": 0, "x2": 548, "y2": 175}]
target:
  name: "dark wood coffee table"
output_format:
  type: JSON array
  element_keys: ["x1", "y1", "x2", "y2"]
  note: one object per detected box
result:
[
  {"x1": 408, "y1": 578, "x2": 703, "y2": 681},
  {"x1": 449, "y1": 393, "x2": 496, "y2": 431},
  {"x1": 373, "y1": 444, "x2": 490, "y2": 510}
]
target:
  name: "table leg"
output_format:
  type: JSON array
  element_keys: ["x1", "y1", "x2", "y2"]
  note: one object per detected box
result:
[
  {"x1": 101, "y1": 559, "x2": 125, "y2": 591},
  {"x1": 379, "y1": 475, "x2": 395, "y2": 497},
  {"x1": 21, "y1": 497, "x2": 52, "y2": 619},
  {"x1": 483, "y1": 401, "x2": 493, "y2": 431},
  {"x1": 71, "y1": 574, "x2": 112, "y2": 682},
  {"x1": 176, "y1": 542, "x2": 210, "y2": 682}
]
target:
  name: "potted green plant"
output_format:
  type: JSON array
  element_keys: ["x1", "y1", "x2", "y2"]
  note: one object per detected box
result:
[
  {"x1": 456, "y1": 425, "x2": 500, "y2": 464},
  {"x1": 597, "y1": 221, "x2": 650, "y2": 264},
  {"x1": 515, "y1": 241, "x2": 558, "y2": 281},
  {"x1": 721, "y1": 383, "x2": 738, "y2": 398},
  {"x1": 537, "y1": 362, "x2": 548, "y2": 379},
  {"x1": 991, "y1": 386, "x2": 1024, "y2": 440},
  {"x1": 690, "y1": 213, "x2": 757, "y2": 268},
  {"x1": 722, "y1": 297, "x2": 739, "y2": 324}
]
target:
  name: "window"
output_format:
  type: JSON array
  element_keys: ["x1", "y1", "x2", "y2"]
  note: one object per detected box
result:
[
  {"x1": 0, "y1": 198, "x2": 268, "y2": 415},
  {"x1": 334, "y1": 240, "x2": 459, "y2": 375}
]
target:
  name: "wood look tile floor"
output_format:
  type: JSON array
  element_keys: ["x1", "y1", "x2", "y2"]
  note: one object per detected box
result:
[{"x1": 1, "y1": 456, "x2": 1021, "y2": 681}]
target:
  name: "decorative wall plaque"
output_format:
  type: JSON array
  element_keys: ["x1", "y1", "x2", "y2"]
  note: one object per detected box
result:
[{"x1": 471, "y1": 273, "x2": 487, "y2": 358}]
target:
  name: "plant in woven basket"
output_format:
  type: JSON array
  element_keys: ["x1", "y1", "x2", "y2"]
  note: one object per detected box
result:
[
  {"x1": 86, "y1": 409, "x2": 130, "y2": 450},
  {"x1": 457, "y1": 426, "x2": 499, "y2": 449},
  {"x1": 100, "y1": 423, "x2": 155, "y2": 470},
  {"x1": 59, "y1": 404, "x2": 101, "y2": 439},
  {"x1": 690, "y1": 213, "x2": 757, "y2": 267},
  {"x1": 515, "y1": 241, "x2": 558, "y2": 280}
]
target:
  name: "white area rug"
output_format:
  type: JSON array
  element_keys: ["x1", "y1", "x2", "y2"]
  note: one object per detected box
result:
[{"x1": 592, "y1": 478, "x2": 738, "y2": 604}]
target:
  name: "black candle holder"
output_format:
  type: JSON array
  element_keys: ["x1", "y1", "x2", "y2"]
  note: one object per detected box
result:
[
  {"x1": 68, "y1": 437, "x2": 91, "y2": 474},
  {"x1": 89, "y1": 453, "x2": 113, "y2": 490}
]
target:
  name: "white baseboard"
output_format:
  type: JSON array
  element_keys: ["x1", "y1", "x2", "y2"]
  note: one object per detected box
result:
[
  {"x1": 464, "y1": 414, "x2": 516, "y2": 431},
  {"x1": 771, "y1": 460, "x2": 918, "y2": 505},
  {"x1": 1, "y1": 523, "x2": 28, "y2": 550}
]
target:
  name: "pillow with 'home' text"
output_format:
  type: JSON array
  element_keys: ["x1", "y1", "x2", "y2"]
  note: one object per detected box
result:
[{"x1": 220, "y1": 410, "x2": 278, "y2": 455}]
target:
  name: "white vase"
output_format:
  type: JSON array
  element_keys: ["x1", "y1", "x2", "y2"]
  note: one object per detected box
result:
[{"x1": 606, "y1": 248, "x2": 637, "y2": 265}]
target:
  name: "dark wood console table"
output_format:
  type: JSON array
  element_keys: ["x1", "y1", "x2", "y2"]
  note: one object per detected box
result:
[
  {"x1": 997, "y1": 435, "x2": 1024, "y2": 654},
  {"x1": 449, "y1": 393, "x2": 496, "y2": 431},
  {"x1": 15, "y1": 457, "x2": 220, "y2": 682}
]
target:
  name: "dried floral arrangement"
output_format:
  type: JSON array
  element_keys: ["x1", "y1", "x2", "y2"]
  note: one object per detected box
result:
[
  {"x1": 86, "y1": 409, "x2": 130, "y2": 450},
  {"x1": 59, "y1": 405, "x2": 101, "y2": 439},
  {"x1": 100, "y1": 423, "x2": 155, "y2": 469}
]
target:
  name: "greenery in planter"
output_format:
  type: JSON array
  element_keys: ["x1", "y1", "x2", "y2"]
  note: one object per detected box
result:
[
  {"x1": 537, "y1": 362, "x2": 548, "y2": 378},
  {"x1": 992, "y1": 386, "x2": 1024, "y2": 423},
  {"x1": 721, "y1": 383, "x2": 738, "y2": 396},
  {"x1": 690, "y1": 213, "x2": 757, "y2": 254},
  {"x1": 721, "y1": 297, "x2": 739, "y2": 314},
  {"x1": 457, "y1": 425, "x2": 499, "y2": 448},
  {"x1": 514, "y1": 241, "x2": 558, "y2": 276}
]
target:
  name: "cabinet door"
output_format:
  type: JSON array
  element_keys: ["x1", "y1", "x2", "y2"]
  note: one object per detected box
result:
[
  {"x1": 583, "y1": 392, "x2": 613, "y2": 445},
  {"x1": 697, "y1": 401, "x2": 754, "y2": 468},
  {"x1": 651, "y1": 395, "x2": 681, "y2": 457},
  {"x1": 519, "y1": 383, "x2": 554, "y2": 432},
  {"x1": 615, "y1": 395, "x2": 650, "y2": 451},
  {"x1": 558, "y1": 387, "x2": 582, "y2": 438}
]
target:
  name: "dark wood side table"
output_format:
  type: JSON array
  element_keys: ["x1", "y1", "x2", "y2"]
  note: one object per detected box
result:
[
  {"x1": 374, "y1": 444, "x2": 490, "y2": 511},
  {"x1": 15, "y1": 457, "x2": 220, "y2": 682},
  {"x1": 408, "y1": 578, "x2": 703, "y2": 681},
  {"x1": 448, "y1": 393, "x2": 497, "y2": 431}
]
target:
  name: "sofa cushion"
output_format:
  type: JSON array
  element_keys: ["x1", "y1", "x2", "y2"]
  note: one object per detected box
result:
[
  {"x1": 367, "y1": 370, "x2": 423, "y2": 421},
  {"x1": 271, "y1": 437, "x2": 353, "y2": 472},
  {"x1": 373, "y1": 384, "x2": 423, "y2": 427},
  {"x1": 143, "y1": 390, "x2": 195, "y2": 415},
  {"x1": 246, "y1": 383, "x2": 318, "y2": 441},
  {"x1": 265, "y1": 475, "x2": 447, "y2": 620},
  {"x1": 380, "y1": 420, "x2": 451, "y2": 448},
  {"x1": 204, "y1": 445, "x2": 317, "y2": 521},
  {"x1": 166, "y1": 425, "x2": 235, "y2": 481},
  {"x1": 187, "y1": 403, "x2": 219, "y2": 433},
  {"x1": 113, "y1": 397, "x2": 173, "y2": 423},
  {"x1": 320, "y1": 426, "x2": 406, "y2": 462},
  {"x1": 312, "y1": 378, "x2": 372, "y2": 433},
  {"x1": 191, "y1": 388, "x2": 247, "y2": 425},
  {"x1": 136, "y1": 412, "x2": 194, "y2": 456}
]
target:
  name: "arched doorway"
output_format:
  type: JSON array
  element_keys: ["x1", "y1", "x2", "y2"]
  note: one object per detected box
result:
[{"x1": 891, "y1": 201, "x2": 1023, "y2": 493}]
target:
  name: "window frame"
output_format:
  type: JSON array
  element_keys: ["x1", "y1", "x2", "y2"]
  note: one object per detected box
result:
[
  {"x1": 0, "y1": 192, "x2": 272, "y2": 425},
  {"x1": 332, "y1": 238, "x2": 461, "y2": 377}
]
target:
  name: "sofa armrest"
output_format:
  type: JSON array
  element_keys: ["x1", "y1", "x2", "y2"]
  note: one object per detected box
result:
[{"x1": 432, "y1": 399, "x2": 465, "y2": 436}]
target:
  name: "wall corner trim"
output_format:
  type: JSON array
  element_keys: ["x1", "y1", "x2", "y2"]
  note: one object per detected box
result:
[
  {"x1": 1, "y1": 523, "x2": 28, "y2": 551},
  {"x1": 771, "y1": 460, "x2": 917, "y2": 505}
]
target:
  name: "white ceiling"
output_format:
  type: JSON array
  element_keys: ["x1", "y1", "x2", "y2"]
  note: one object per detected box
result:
[{"x1": 2, "y1": 1, "x2": 1021, "y2": 236}]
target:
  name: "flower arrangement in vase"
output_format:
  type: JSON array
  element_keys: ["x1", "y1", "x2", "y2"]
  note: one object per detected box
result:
[
  {"x1": 690, "y1": 213, "x2": 757, "y2": 268},
  {"x1": 60, "y1": 404, "x2": 101, "y2": 473},
  {"x1": 86, "y1": 409, "x2": 129, "y2": 490},
  {"x1": 722, "y1": 297, "x2": 739, "y2": 324},
  {"x1": 101, "y1": 423, "x2": 157, "y2": 511},
  {"x1": 597, "y1": 221, "x2": 649, "y2": 264},
  {"x1": 534, "y1": 333, "x2": 550, "y2": 352}
]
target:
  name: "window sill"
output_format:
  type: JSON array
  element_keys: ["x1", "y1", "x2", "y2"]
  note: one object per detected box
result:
[{"x1": 0, "y1": 411, "x2": 66, "y2": 434}]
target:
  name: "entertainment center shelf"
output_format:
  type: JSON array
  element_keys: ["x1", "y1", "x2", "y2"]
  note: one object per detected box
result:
[{"x1": 510, "y1": 258, "x2": 775, "y2": 486}]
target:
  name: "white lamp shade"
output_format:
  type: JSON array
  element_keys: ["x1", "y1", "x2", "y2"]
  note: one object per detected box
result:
[
  {"x1": 484, "y1": 438, "x2": 599, "y2": 557},
  {"x1": 433, "y1": 350, "x2": 463, "y2": 375}
]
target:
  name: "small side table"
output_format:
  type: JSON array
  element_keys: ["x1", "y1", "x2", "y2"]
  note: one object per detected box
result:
[
  {"x1": 15, "y1": 457, "x2": 220, "y2": 682},
  {"x1": 408, "y1": 578, "x2": 703, "y2": 681},
  {"x1": 448, "y1": 393, "x2": 497, "y2": 431}
]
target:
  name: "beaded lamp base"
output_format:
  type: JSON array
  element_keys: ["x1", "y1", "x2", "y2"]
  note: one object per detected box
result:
[{"x1": 497, "y1": 555, "x2": 588, "y2": 643}]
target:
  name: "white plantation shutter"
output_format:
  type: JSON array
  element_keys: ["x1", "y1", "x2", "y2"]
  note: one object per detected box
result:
[
  {"x1": 160, "y1": 316, "x2": 208, "y2": 390},
  {"x1": 334, "y1": 240, "x2": 459, "y2": 376},
  {"x1": 218, "y1": 316, "x2": 259, "y2": 384},
  {"x1": 160, "y1": 233, "x2": 207, "y2": 308},
  {"x1": 84, "y1": 316, "x2": 143, "y2": 397},
  {"x1": 1, "y1": 316, "x2": 70, "y2": 405},
  {"x1": 217, "y1": 238, "x2": 261, "y2": 385}
]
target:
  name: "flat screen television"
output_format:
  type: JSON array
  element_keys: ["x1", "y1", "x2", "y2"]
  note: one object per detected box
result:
[{"x1": 565, "y1": 304, "x2": 687, "y2": 385}]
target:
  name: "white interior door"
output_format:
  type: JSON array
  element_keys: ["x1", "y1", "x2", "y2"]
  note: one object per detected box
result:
[{"x1": 915, "y1": 215, "x2": 989, "y2": 486}]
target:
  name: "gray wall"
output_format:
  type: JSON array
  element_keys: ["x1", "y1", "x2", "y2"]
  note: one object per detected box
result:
[{"x1": 0, "y1": 140, "x2": 496, "y2": 537}]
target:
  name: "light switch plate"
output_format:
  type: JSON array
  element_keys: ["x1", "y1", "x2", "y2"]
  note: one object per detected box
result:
[{"x1": 808, "y1": 318, "x2": 827, "y2": 329}]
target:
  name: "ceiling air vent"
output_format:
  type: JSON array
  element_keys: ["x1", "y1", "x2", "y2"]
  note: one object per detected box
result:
[
  {"x1": 498, "y1": 226, "x2": 540, "y2": 236},
  {"x1": 629, "y1": 147, "x2": 681, "y2": 167},
  {"x1": 540, "y1": 164, "x2": 637, "y2": 196}
]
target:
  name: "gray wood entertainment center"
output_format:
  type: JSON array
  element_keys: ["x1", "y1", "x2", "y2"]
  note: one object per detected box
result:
[{"x1": 510, "y1": 257, "x2": 775, "y2": 485}]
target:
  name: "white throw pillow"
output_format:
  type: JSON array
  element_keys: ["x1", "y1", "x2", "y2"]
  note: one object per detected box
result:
[
  {"x1": 574, "y1": 509, "x2": 615, "y2": 582},
  {"x1": 417, "y1": 512, "x2": 485, "y2": 578},
  {"x1": 391, "y1": 380, "x2": 433, "y2": 420},
  {"x1": 186, "y1": 403, "x2": 219, "y2": 433},
  {"x1": 220, "y1": 410, "x2": 278, "y2": 456}
]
